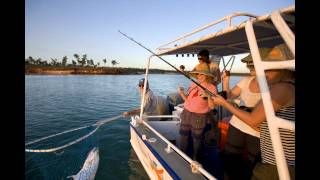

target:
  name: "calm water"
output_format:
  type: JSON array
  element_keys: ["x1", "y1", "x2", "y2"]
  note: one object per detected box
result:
[{"x1": 25, "y1": 74, "x2": 242, "y2": 180}]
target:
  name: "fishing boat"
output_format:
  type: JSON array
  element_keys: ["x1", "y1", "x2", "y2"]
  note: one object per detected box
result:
[{"x1": 129, "y1": 4, "x2": 294, "y2": 180}]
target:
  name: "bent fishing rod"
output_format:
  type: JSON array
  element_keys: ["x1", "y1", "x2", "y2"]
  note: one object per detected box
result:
[{"x1": 118, "y1": 30, "x2": 216, "y2": 97}]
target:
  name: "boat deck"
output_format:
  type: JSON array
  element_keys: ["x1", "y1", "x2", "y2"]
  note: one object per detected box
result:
[{"x1": 132, "y1": 121, "x2": 208, "y2": 180}]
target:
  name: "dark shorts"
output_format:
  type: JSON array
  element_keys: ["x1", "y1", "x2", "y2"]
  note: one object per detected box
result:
[
  {"x1": 225, "y1": 124, "x2": 260, "y2": 161},
  {"x1": 179, "y1": 109, "x2": 209, "y2": 139},
  {"x1": 251, "y1": 162, "x2": 295, "y2": 180}
]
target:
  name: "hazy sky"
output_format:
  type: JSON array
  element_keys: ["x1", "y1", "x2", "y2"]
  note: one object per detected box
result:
[{"x1": 25, "y1": 0, "x2": 294, "y2": 73}]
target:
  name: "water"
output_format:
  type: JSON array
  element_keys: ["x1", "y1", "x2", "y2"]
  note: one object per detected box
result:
[{"x1": 25, "y1": 74, "x2": 242, "y2": 180}]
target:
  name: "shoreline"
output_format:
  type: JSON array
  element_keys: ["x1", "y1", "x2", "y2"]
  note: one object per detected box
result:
[{"x1": 25, "y1": 66, "x2": 250, "y2": 76}]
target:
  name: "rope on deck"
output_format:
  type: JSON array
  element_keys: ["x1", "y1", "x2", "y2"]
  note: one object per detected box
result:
[{"x1": 25, "y1": 115, "x2": 122, "y2": 153}]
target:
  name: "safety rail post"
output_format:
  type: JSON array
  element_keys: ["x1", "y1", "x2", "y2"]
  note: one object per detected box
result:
[
  {"x1": 139, "y1": 55, "x2": 153, "y2": 119},
  {"x1": 245, "y1": 15, "x2": 294, "y2": 180},
  {"x1": 270, "y1": 11, "x2": 295, "y2": 56}
]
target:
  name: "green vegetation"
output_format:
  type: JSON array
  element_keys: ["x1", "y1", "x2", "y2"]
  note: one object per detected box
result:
[{"x1": 25, "y1": 55, "x2": 176, "y2": 75}]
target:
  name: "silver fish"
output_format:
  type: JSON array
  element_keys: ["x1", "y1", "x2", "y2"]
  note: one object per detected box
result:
[{"x1": 68, "y1": 147, "x2": 100, "y2": 180}]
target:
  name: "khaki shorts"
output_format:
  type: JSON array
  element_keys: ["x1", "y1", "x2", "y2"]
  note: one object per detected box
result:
[{"x1": 179, "y1": 109, "x2": 209, "y2": 139}]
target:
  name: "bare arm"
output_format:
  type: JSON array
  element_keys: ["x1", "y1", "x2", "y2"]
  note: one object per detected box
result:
[
  {"x1": 123, "y1": 108, "x2": 141, "y2": 117},
  {"x1": 178, "y1": 87, "x2": 187, "y2": 101},
  {"x1": 213, "y1": 83, "x2": 294, "y2": 128},
  {"x1": 222, "y1": 71, "x2": 241, "y2": 99}
]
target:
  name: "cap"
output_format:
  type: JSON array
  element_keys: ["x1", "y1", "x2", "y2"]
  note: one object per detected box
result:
[{"x1": 138, "y1": 78, "x2": 149, "y2": 88}]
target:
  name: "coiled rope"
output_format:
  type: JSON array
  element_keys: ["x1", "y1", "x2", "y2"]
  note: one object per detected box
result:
[{"x1": 25, "y1": 115, "x2": 122, "y2": 153}]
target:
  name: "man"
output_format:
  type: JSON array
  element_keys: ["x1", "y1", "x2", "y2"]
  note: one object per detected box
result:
[
  {"x1": 179, "y1": 65, "x2": 185, "y2": 72},
  {"x1": 123, "y1": 78, "x2": 170, "y2": 121}
]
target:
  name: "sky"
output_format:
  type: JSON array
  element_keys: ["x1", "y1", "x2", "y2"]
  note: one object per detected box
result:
[{"x1": 25, "y1": 0, "x2": 294, "y2": 73}]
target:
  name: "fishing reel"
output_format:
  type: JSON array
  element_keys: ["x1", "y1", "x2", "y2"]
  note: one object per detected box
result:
[{"x1": 225, "y1": 70, "x2": 230, "y2": 76}]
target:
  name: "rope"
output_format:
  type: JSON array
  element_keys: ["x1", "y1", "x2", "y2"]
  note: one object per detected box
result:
[
  {"x1": 25, "y1": 125, "x2": 94, "y2": 146},
  {"x1": 25, "y1": 115, "x2": 122, "y2": 153}
]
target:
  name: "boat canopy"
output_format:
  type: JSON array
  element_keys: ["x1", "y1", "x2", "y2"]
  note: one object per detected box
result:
[{"x1": 156, "y1": 5, "x2": 294, "y2": 57}]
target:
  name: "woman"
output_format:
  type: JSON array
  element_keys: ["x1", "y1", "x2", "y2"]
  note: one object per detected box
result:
[
  {"x1": 177, "y1": 63, "x2": 218, "y2": 160},
  {"x1": 194, "y1": 49, "x2": 221, "y2": 86},
  {"x1": 212, "y1": 44, "x2": 295, "y2": 179},
  {"x1": 222, "y1": 48, "x2": 272, "y2": 180}
]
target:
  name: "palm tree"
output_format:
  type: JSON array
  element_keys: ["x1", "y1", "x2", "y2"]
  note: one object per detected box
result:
[
  {"x1": 35, "y1": 58, "x2": 42, "y2": 65},
  {"x1": 74, "y1": 53, "x2": 81, "y2": 66},
  {"x1": 72, "y1": 60, "x2": 77, "y2": 66},
  {"x1": 81, "y1": 54, "x2": 87, "y2": 67},
  {"x1": 111, "y1": 60, "x2": 119, "y2": 66},
  {"x1": 62, "y1": 56, "x2": 68, "y2": 66},
  {"x1": 102, "y1": 58, "x2": 107, "y2": 66},
  {"x1": 28, "y1": 56, "x2": 35, "y2": 65},
  {"x1": 87, "y1": 59, "x2": 94, "y2": 67},
  {"x1": 50, "y1": 58, "x2": 58, "y2": 66}
]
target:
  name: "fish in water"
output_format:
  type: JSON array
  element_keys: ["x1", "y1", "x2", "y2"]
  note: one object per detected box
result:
[{"x1": 68, "y1": 147, "x2": 100, "y2": 180}]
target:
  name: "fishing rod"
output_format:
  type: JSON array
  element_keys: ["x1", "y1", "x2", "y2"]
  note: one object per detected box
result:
[{"x1": 118, "y1": 30, "x2": 216, "y2": 97}]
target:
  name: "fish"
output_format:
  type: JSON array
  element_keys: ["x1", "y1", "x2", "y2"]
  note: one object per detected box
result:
[{"x1": 67, "y1": 147, "x2": 100, "y2": 180}]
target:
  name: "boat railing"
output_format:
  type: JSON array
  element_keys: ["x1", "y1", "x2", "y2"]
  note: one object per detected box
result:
[
  {"x1": 132, "y1": 115, "x2": 216, "y2": 180},
  {"x1": 156, "y1": 12, "x2": 257, "y2": 52},
  {"x1": 142, "y1": 115, "x2": 180, "y2": 119},
  {"x1": 244, "y1": 7, "x2": 295, "y2": 180},
  {"x1": 156, "y1": 5, "x2": 295, "y2": 56}
]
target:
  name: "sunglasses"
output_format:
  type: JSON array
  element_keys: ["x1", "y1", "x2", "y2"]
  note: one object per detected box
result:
[
  {"x1": 198, "y1": 57, "x2": 205, "y2": 61},
  {"x1": 138, "y1": 84, "x2": 143, "y2": 87},
  {"x1": 195, "y1": 73, "x2": 205, "y2": 76}
]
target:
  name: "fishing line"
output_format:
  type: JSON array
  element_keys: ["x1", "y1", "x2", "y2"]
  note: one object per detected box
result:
[{"x1": 25, "y1": 115, "x2": 123, "y2": 153}]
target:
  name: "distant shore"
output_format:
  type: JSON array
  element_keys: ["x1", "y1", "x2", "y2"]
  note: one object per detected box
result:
[
  {"x1": 25, "y1": 66, "x2": 249, "y2": 76},
  {"x1": 25, "y1": 66, "x2": 176, "y2": 75}
]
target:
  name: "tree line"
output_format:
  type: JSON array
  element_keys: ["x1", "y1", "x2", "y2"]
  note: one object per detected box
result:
[{"x1": 25, "y1": 54, "x2": 119, "y2": 67}]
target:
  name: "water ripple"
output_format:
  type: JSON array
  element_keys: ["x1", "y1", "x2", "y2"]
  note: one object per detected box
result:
[{"x1": 25, "y1": 74, "x2": 242, "y2": 180}]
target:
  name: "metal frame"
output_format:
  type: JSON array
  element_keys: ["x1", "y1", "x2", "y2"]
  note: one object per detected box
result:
[
  {"x1": 245, "y1": 10, "x2": 295, "y2": 180},
  {"x1": 134, "y1": 5, "x2": 295, "y2": 180},
  {"x1": 156, "y1": 5, "x2": 294, "y2": 56},
  {"x1": 136, "y1": 55, "x2": 215, "y2": 179},
  {"x1": 132, "y1": 116, "x2": 216, "y2": 180}
]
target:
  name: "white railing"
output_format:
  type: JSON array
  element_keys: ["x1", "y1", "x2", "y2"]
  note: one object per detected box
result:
[
  {"x1": 156, "y1": 5, "x2": 295, "y2": 56},
  {"x1": 132, "y1": 116, "x2": 216, "y2": 180},
  {"x1": 244, "y1": 8, "x2": 295, "y2": 180},
  {"x1": 137, "y1": 54, "x2": 216, "y2": 179},
  {"x1": 157, "y1": 12, "x2": 257, "y2": 51}
]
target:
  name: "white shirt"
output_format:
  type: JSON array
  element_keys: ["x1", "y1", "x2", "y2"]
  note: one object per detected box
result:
[{"x1": 229, "y1": 76, "x2": 261, "y2": 138}]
